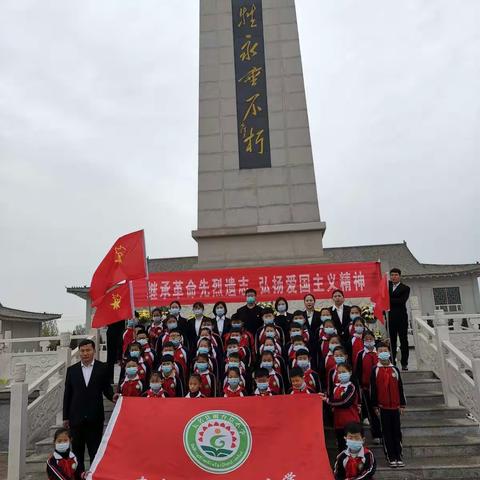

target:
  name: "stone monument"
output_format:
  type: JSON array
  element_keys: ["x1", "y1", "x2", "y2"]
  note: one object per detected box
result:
[{"x1": 192, "y1": 0, "x2": 326, "y2": 268}]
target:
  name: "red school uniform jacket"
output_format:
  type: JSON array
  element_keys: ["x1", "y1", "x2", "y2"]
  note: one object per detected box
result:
[
  {"x1": 195, "y1": 371, "x2": 217, "y2": 397},
  {"x1": 143, "y1": 388, "x2": 167, "y2": 398},
  {"x1": 142, "y1": 344, "x2": 155, "y2": 368},
  {"x1": 355, "y1": 349, "x2": 378, "y2": 390},
  {"x1": 334, "y1": 446, "x2": 376, "y2": 479},
  {"x1": 120, "y1": 376, "x2": 143, "y2": 397},
  {"x1": 160, "y1": 373, "x2": 184, "y2": 397},
  {"x1": 223, "y1": 385, "x2": 245, "y2": 397},
  {"x1": 173, "y1": 345, "x2": 188, "y2": 374},
  {"x1": 328, "y1": 382, "x2": 360, "y2": 430},
  {"x1": 268, "y1": 371, "x2": 283, "y2": 394},
  {"x1": 47, "y1": 450, "x2": 79, "y2": 480},
  {"x1": 290, "y1": 386, "x2": 311, "y2": 395},
  {"x1": 303, "y1": 368, "x2": 321, "y2": 393},
  {"x1": 370, "y1": 363, "x2": 406, "y2": 410},
  {"x1": 317, "y1": 328, "x2": 334, "y2": 358},
  {"x1": 351, "y1": 335, "x2": 364, "y2": 369},
  {"x1": 148, "y1": 324, "x2": 163, "y2": 346}
]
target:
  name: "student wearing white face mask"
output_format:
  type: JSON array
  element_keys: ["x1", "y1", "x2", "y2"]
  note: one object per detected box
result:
[
  {"x1": 213, "y1": 301, "x2": 231, "y2": 338},
  {"x1": 47, "y1": 428, "x2": 80, "y2": 480},
  {"x1": 168, "y1": 300, "x2": 188, "y2": 337}
]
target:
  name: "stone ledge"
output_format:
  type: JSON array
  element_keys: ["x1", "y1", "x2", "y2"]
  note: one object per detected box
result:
[{"x1": 192, "y1": 220, "x2": 326, "y2": 239}]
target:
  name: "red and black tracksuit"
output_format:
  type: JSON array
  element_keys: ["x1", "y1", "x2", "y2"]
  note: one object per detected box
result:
[
  {"x1": 370, "y1": 363, "x2": 406, "y2": 462},
  {"x1": 355, "y1": 349, "x2": 381, "y2": 439},
  {"x1": 46, "y1": 450, "x2": 80, "y2": 480},
  {"x1": 327, "y1": 382, "x2": 361, "y2": 452},
  {"x1": 334, "y1": 447, "x2": 376, "y2": 479}
]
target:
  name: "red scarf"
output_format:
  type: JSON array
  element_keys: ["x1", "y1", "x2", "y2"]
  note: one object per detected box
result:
[{"x1": 376, "y1": 364, "x2": 401, "y2": 409}]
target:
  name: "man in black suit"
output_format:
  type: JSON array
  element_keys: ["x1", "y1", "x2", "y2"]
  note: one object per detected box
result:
[
  {"x1": 63, "y1": 339, "x2": 117, "y2": 472},
  {"x1": 388, "y1": 268, "x2": 411, "y2": 370},
  {"x1": 329, "y1": 289, "x2": 351, "y2": 339}
]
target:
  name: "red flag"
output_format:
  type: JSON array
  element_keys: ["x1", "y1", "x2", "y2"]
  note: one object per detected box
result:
[
  {"x1": 88, "y1": 396, "x2": 333, "y2": 480},
  {"x1": 90, "y1": 230, "x2": 146, "y2": 306},
  {"x1": 92, "y1": 283, "x2": 132, "y2": 328},
  {"x1": 372, "y1": 272, "x2": 390, "y2": 322}
]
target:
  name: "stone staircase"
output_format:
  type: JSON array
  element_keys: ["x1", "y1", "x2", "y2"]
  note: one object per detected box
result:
[{"x1": 24, "y1": 370, "x2": 480, "y2": 479}]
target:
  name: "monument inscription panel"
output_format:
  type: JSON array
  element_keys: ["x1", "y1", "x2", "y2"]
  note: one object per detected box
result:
[{"x1": 231, "y1": 0, "x2": 271, "y2": 169}]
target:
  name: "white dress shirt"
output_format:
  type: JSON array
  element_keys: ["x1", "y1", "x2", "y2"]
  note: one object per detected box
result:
[
  {"x1": 81, "y1": 359, "x2": 95, "y2": 387},
  {"x1": 392, "y1": 282, "x2": 400, "y2": 292},
  {"x1": 216, "y1": 316, "x2": 225, "y2": 335},
  {"x1": 195, "y1": 317, "x2": 204, "y2": 335},
  {"x1": 333, "y1": 304, "x2": 344, "y2": 320}
]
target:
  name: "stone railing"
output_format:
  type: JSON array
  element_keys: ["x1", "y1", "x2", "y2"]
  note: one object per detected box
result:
[
  {"x1": 0, "y1": 331, "x2": 102, "y2": 384},
  {"x1": 411, "y1": 296, "x2": 480, "y2": 421},
  {"x1": 7, "y1": 331, "x2": 101, "y2": 480}
]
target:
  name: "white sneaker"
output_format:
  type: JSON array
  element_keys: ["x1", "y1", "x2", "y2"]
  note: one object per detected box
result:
[
  {"x1": 363, "y1": 418, "x2": 370, "y2": 426},
  {"x1": 372, "y1": 438, "x2": 381, "y2": 445},
  {"x1": 396, "y1": 460, "x2": 405, "y2": 468},
  {"x1": 388, "y1": 460, "x2": 397, "y2": 468}
]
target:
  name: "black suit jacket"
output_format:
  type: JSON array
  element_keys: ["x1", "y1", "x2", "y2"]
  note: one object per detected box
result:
[
  {"x1": 389, "y1": 281, "x2": 410, "y2": 321},
  {"x1": 329, "y1": 305, "x2": 351, "y2": 338},
  {"x1": 302, "y1": 310, "x2": 322, "y2": 336},
  {"x1": 63, "y1": 360, "x2": 114, "y2": 427},
  {"x1": 185, "y1": 316, "x2": 218, "y2": 351}
]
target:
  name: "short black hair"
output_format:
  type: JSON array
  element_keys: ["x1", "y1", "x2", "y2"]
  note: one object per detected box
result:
[
  {"x1": 151, "y1": 307, "x2": 162, "y2": 315},
  {"x1": 254, "y1": 367, "x2": 269, "y2": 378},
  {"x1": 161, "y1": 354, "x2": 174, "y2": 363},
  {"x1": 226, "y1": 338, "x2": 239, "y2": 346},
  {"x1": 295, "y1": 348, "x2": 310, "y2": 358},
  {"x1": 274, "y1": 296, "x2": 289, "y2": 311},
  {"x1": 213, "y1": 301, "x2": 227, "y2": 315},
  {"x1": 377, "y1": 341, "x2": 390, "y2": 350},
  {"x1": 189, "y1": 373, "x2": 201, "y2": 383},
  {"x1": 193, "y1": 301, "x2": 204, "y2": 309},
  {"x1": 331, "y1": 289, "x2": 344, "y2": 297},
  {"x1": 262, "y1": 307, "x2": 274, "y2": 316},
  {"x1": 78, "y1": 339, "x2": 95, "y2": 349},
  {"x1": 390, "y1": 268, "x2": 402, "y2": 275},
  {"x1": 333, "y1": 346, "x2": 347, "y2": 355},
  {"x1": 53, "y1": 427, "x2": 71, "y2": 442},
  {"x1": 170, "y1": 300, "x2": 182, "y2": 308},
  {"x1": 303, "y1": 293, "x2": 315, "y2": 301},
  {"x1": 289, "y1": 366, "x2": 304, "y2": 379},
  {"x1": 344, "y1": 422, "x2": 364, "y2": 436},
  {"x1": 196, "y1": 353, "x2": 209, "y2": 361},
  {"x1": 227, "y1": 366, "x2": 241, "y2": 376},
  {"x1": 162, "y1": 341, "x2": 175, "y2": 349},
  {"x1": 245, "y1": 288, "x2": 257, "y2": 296}
]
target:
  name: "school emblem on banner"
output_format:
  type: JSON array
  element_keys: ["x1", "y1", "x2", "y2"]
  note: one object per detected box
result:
[{"x1": 183, "y1": 410, "x2": 252, "y2": 474}]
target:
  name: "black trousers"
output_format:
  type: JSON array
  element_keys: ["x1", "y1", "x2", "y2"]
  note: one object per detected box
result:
[
  {"x1": 388, "y1": 316, "x2": 409, "y2": 367},
  {"x1": 106, "y1": 321, "x2": 124, "y2": 384},
  {"x1": 71, "y1": 420, "x2": 104, "y2": 472},
  {"x1": 380, "y1": 409, "x2": 402, "y2": 461},
  {"x1": 362, "y1": 388, "x2": 382, "y2": 439}
]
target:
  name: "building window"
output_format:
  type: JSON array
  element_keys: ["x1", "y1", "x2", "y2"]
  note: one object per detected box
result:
[{"x1": 433, "y1": 287, "x2": 462, "y2": 312}]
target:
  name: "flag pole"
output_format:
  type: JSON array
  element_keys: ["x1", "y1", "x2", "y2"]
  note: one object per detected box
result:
[
  {"x1": 128, "y1": 281, "x2": 136, "y2": 318},
  {"x1": 142, "y1": 230, "x2": 152, "y2": 315}
]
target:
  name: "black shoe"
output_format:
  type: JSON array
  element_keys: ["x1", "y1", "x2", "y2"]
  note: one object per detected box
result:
[{"x1": 401, "y1": 365, "x2": 408, "y2": 371}]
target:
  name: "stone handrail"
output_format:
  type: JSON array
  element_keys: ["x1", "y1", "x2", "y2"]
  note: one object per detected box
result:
[
  {"x1": 411, "y1": 299, "x2": 480, "y2": 421},
  {"x1": 7, "y1": 330, "x2": 100, "y2": 480}
]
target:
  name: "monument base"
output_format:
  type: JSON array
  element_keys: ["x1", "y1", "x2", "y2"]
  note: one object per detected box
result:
[{"x1": 192, "y1": 221, "x2": 327, "y2": 269}]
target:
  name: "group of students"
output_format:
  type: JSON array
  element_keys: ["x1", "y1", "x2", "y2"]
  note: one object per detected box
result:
[{"x1": 48, "y1": 288, "x2": 406, "y2": 480}]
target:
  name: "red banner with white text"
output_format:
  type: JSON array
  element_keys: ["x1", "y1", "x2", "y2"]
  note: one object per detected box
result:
[
  {"x1": 88, "y1": 395, "x2": 333, "y2": 480},
  {"x1": 132, "y1": 261, "x2": 389, "y2": 316}
]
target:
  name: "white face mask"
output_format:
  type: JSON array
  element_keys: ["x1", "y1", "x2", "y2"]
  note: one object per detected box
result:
[{"x1": 56, "y1": 442, "x2": 70, "y2": 453}]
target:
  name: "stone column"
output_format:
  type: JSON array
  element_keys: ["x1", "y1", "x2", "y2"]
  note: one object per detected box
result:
[
  {"x1": 193, "y1": 0, "x2": 326, "y2": 268},
  {"x1": 433, "y1": 309, "x2": 460, "y2": 407},
  {"x1": 409, "y1": 296, "x2": 426, "y2": 370},
  {"x1": 7, "y1": 363, "x2": 28, "y2": 480}
]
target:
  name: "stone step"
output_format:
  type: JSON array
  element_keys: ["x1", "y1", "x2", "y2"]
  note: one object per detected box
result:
[
  {"x1": 400, "y1": 405, "x2": 468, "y2": 420},
  {"x1": 404, "y1": 391, "x2": 444, "y2": 407},
  {"x1": 326, "y1": 434, "x2": 480, "y2": 459},
  {"x1": 324, "y1": 417, "x2": 479, "y2": 437},
  {"x1": 374, "y1": 455, "x2": 480, "y2": 479},
  {"x1": 400, "y1": 370, "x2": 437, "y2": 381},
  {"x1": 403, "y1": 380, "x2": 443, "y2": 395}
]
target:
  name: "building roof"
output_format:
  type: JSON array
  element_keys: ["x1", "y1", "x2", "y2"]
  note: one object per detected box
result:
[
  {"x1": 0, "y1": 303, "x2": 61, "y2": 323},
  {"x1": 66, "y1": 242, "x2": 480, "y2": 299}
]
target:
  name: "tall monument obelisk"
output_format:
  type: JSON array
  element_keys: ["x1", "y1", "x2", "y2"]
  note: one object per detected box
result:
[{"x1": 193, "y1": 0, "x2": 326, "y2": 268}]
